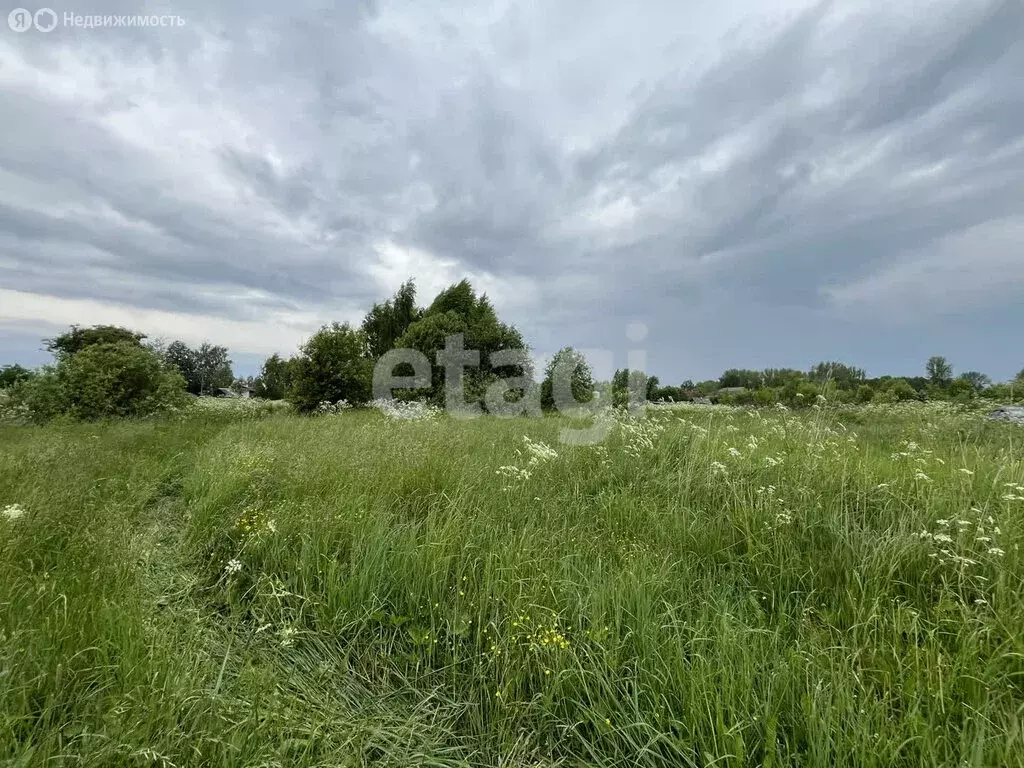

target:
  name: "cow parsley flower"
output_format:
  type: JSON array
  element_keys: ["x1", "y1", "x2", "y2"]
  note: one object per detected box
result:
[
  {"x1": 1, "y1": 504, "x2": 26, "y2": 521},
  {"x1": 224, "y1": 559, "x2": 243, "y2": 575}
]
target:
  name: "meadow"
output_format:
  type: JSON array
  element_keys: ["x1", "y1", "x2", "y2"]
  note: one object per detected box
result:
[{"x1": 2, "y1": 400, "x2": 1024, "y2": 767}]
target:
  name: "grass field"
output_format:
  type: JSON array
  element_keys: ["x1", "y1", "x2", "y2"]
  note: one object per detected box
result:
[{"x1": 2, "y1": 401, "x2": 1024, "y2": 766}]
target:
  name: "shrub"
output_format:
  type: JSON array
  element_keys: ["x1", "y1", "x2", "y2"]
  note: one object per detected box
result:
[
  {"x1": 2, "y1": 343, "x2": 186, "y2": 422},
  {"x1": 288, "y1": 323, "x2": 373, "y2": 413},
  {"x1": 57, "y1": 342, "x2": 187, "y2": 419}
]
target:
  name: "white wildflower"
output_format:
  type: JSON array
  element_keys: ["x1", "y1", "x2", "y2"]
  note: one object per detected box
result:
[
  {"x1": 988, "y1": 547, "x2": 1005, "y2": 556},
  {"x1": 727, "y1": 447, "x2": 742, "y2": 458},
  {"x1": 710, "y1": 461, "x2": 728, "y2": 475},
  {"x1": 914, "y1": 471, "x2": 931, "y2": 482},
  {"x1": 279, "y1": 626, "x2": 297, "y2": 647},
  {"x1": 2, "y1": 503, "x2": 26, "y2": 521},
  {"x1": 224, "y1": 559, "x2": 243, "y2": 575}
]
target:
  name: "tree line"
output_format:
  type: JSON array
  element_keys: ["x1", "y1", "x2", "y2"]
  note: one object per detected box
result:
[{"x1": 1, "y1": 278, "x2": 1023, "y2": 421}]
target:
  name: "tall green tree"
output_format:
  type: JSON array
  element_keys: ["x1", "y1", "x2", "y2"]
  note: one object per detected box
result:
[
  {"x1": 926, "y1": 356, "x2": 953, "y2": 387},
  {"x1": 289, "y1": 323, "x2": 373, "y2": 412},
  {"x1": 958, "y1": 371, "x2": 991, "y2": 392},
  {"x1": 163, "y1": 341, "x2": 233, "y2": 395},
  {"x1": 541, "y1": 347, "x2": 594, "y2": 410},
  {"x1": 362, "y1": 279, "x2": 422, "y2": 359},
  {"x1": 255, "y1": 354, "x2": 296, "y2": 400},
  {"x1": 719, "y1": 369, "x2": 762, "y2": 389},
  {"x1": 45, "y1": 325, "x2": 146, "y2": 361},
  {"x1": 393, "y1": 280, "x2": 528, "y2": 406},
  {"x1": 808, "y1": 361, "x2": 865, "y2": 389}
]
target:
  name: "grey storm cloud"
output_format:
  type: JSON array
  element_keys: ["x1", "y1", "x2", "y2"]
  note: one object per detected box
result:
[{"x1": 0, "y1": 0, "x2": 1022, "y2": 380}]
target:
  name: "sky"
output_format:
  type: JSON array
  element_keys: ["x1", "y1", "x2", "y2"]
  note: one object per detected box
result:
[{"x1": 1, "y1": 0, "x2": 1022, "y2": 383}]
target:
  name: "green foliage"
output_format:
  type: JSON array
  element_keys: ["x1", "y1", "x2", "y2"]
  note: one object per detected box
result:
[
  {"x1": 875, "y1": 378, "x2": 918, "y2": 403},
  {"x1": 45, "y1": 325, "x2": 146, "y2": 361},
  {"x1": 163, "y1": 341, "x2": 234, "y2": 395},
  {"x1": 8, "y1": 342, "x2": 187, "y2": 421},
  {"x1": 610, "y1": 369, "x2": 649, "y2": 407},
  {"x1": 394, "y1": 280, "x2": 529, "y2": 407},
  {"x1": 644, "y1": 375, "x2": 660, "y2": 401},
  {"x1": 254, "y1": 354, "x2": 295, "y2": 400},
  {"x1": 947, "y1": 377, "x2": 976, "y2": 401},
  {"x1": 958, "y1": 371, "x2": 991, "y2": 392},
  {"x1": 58, "y1": 342, "x2": 187, "y2": 419},
  {"x1": 540, "y1": 347, "x2": 595, "y2": 410},
  {"x1": 362, "y1": 279, "x2": 422, "y2": 359},
  {"x1": 926, "y1": 355, "x2": 953, "y2": 387},
  {"x1": 761, "y1": 368, "x2": 805, "y2": 388},
  {"x1": 288, "y1": 323, "x2": 373, "y2": 412},
  {"x1": 650, "y1": 385, "x2": 687, "y2": 402},
  {"x1": 0, "y1": 364, "x2": 33, "y2": 389},
  {"x1": 808, "y1": 361, "x2": 866, "y2": 389},
  {"x1": 719, "y1": 368, "x2": 762, "y2": 389},
  {"x1": 4, "y1": 369, "x2": 66, "y2": 422}
]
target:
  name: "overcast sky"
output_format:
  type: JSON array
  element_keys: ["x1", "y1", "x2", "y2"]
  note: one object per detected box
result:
[{"x1": 1, "y1": 0, "x2": 1022, "y2": 382}]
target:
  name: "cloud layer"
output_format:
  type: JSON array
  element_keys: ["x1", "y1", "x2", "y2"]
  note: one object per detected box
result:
[{"x1": 2, "y1": 0, "x2": 1022, "y2": 381}]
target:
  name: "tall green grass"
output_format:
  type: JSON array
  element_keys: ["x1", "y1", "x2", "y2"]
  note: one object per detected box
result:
[{"x1": 2, "y1": 402, "x2": 1023, "y2": 766}]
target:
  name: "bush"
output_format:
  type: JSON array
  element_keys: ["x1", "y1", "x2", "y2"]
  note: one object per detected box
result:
[
  {"x1": 288, "y1": 323, "x2": 373, "y2": 413},
  {"x1": 4, "y1": 343, "x2": 186, "y2": 422},
  {"x1": 58, "y1": 342, "x2": 187, "y2": 419}
]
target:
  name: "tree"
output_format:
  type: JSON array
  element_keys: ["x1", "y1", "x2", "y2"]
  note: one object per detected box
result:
[
  {"x1": 163, "y1": 341, "x2": 233, "y2": 395},
  {"x1": 289, "y1": 323, "x2": 373, "y2": 412},
  {"x1": 645, "y1": 375, "x2": 660, "y2": 402},
  {"x1": 362, "y1": 279, "x2": 422, "y2": 359},
  {"x1": 762, "y1": 368, "x2": 806, "y2": 388},
  {"x1": 808, "y1": 361, "x2": 865, "y2": 389},
  {"x1": 1015, "y1": 368, "x2": 1024, "y2": 385},
  {"x1": 255, "y1": 354, "x2": 295, "y2": 400},
  {"x1": 0, "y1": 364, "x2": 33, "y2": 389},
  {"x1": 719, "y1": 369, "x2": 762, "y2": 389},
  {"x1": 163, "y1": 341, "x2": 197, "y2": 391},
  {"x1": 392, "y1": 280, "x2": 529, "y2": 406},
  {"x1": 45, "y1": 325, "x2": 146, "y2": 361},
  {"x1": 926, "y1": 356, "x2": 953, "y2": 387},
  {"x1": 540, "y1": 347, "x2": 594, "y2": 410},
  {"x1": 958, "y1": 371, "x2": 991, "y2": 392},
  {"x1": 193, "y1": 344, "x2": 234, "y2": 395}
]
